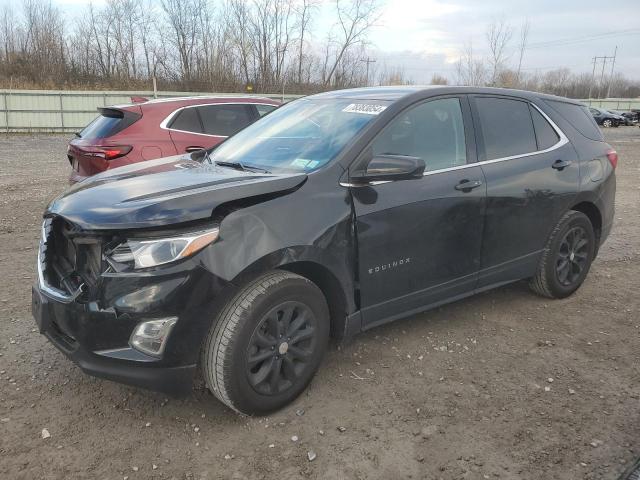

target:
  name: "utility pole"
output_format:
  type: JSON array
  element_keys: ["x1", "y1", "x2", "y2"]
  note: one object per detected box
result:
[
  {"x1": 606, "y1": 46, "x2": 617, "y2": 99},
  {"x1": 587, "y1": 56, "x2": 597, "y2": 101},
  {"x1": 361, "y1": 57, "x2": 377, "y2": 86},
  {"x1": 598, "y1": 55, "x2": 608, "y2": 99},
  {"x1": 588, "y1": 52, "x2": 616, "y2": 100}
]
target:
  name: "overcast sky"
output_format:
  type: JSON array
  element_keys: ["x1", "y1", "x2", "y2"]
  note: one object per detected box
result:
[
  {"x1": 329, "y1": 0, "x2": 640, "y2": 83},
  {"x1": 11, "y1": 0, "x2": 640, "y2": 83}
]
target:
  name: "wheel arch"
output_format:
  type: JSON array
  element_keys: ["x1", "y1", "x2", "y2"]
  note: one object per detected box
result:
[
  {"x1": 278, "y1": 261, "x2": 351, "y2": 340},
  {"x1": 570, "y1": 200, "x2": 603, "y2": 255},
  {"x1": 229, "y1": 249, "x2": 358, "y2": 341}
]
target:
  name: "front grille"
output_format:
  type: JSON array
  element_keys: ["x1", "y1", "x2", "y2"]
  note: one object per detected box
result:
[{"x1": 40, "y1": 217, "x2": 104, "y2": 302}]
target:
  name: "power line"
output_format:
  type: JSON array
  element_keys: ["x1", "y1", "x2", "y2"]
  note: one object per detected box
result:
[{"x1": 525, "y1": 29, "x2": 640, "y2": 50}]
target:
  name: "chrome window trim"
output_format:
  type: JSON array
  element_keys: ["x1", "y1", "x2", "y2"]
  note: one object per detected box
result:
[
  {"x1": 160, "y1": 101, "x2": 277, "y2": 138},
  {"x1": 340, "y1": 101, "x2": 569, "y2": 187}
]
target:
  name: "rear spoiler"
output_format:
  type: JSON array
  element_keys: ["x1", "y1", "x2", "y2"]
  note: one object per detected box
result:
[
  {"x1": 97, "y1": 107, "x2": 127, "y2": 118},
  {"x1": 95, "y1": 107, "x2": 142, "y2": 136}
]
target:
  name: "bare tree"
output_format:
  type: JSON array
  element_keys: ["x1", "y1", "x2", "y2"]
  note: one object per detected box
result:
[
  {"x1": 486, "y1": 18, "x2": 512, "y2": 86},
  {"x1": 323, "y1": 0, "x2": 380, "y2": 86},
  {"x1": 0, "y1": 5, "x2": 17, "y2": 62},
  {"x1": 454, "y1": 41, "x2": 486, "y2": 86},
  {"x1": 161, "y1": 0, "x2": 206, "y2": 82},
  {"x1": 377, "y1": 63, "x2": 409, "y2": 85},
  {"x1": 5, "y1": 0, "x2": 640, "y2": 97},
  {"x1": 295, "y1": 0, "x2": 319, "y2": 84},
  {"x1": 430, "y1": 73, "x2": 448, "y2": 85},
  {"x1": 516, "y1": 18, "x2": 530, "y2": 85}
]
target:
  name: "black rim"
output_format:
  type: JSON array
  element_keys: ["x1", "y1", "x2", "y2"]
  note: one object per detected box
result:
[
  {"x1": 245, "y1": 301, "x2": 317, "y2": 396},
  {"x1": 556, "y1": 226, "x2": 589, "y2": 286}
]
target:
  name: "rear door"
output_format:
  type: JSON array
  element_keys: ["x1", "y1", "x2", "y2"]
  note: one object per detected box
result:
[
  {"x1": 470, "y1": 95, "x2": 579, "y2": 288},
  {"x1": 198, "y1": 103, "x2": 257, "y2": 137},
  {"x1": 350, "y1": 96, "x2": 486, "y2": 328}
]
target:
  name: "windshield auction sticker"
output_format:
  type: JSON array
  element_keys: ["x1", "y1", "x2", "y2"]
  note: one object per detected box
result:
[{"x1": 342, "y1": 103, "x2": 387, "y2": 115}]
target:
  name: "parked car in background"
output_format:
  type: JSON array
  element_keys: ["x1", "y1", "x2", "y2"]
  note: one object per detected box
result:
[
  {"x1": 34, "y1": 87, "x2": 616, "y2": 414},
  {"x1": 67, "y1": 96, "x2": 280, "y2": 183},
  {"x1": 588, "y1": 106, "x2": 624, "y2": 128},
  {"x1": 608, "y1": 109, "x2": 637, "y2": 126}
]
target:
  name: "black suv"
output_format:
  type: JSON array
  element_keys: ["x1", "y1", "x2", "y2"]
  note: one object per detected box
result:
[{"x1": 33, "y1": 87, "x2": 617, "y2": 415}]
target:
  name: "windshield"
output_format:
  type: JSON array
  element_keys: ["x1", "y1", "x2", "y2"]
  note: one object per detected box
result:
[{"x1": 208, "y1": 98, "x2": 389, "y2": 173}]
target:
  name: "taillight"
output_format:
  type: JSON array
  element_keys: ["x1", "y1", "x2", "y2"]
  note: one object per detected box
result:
[
  {"x1": 79, "y1": 145, "x2": 132, "y2": 160},
  {"x1": 606, "y1": 149, "x2": 618, "y2": 169}
]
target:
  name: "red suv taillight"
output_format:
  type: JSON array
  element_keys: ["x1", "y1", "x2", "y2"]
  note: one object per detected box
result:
[
  {"x1": 79, "y1": 145, "x2": 132, "y2": 161},
  {"x1": 606, "y1": 149, "x2": 618, "y2": 169}
]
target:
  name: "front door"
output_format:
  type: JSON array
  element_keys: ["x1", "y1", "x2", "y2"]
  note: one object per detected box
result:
[{"x1": 349, "y1": 96, "x2": 486, "y2": 328}]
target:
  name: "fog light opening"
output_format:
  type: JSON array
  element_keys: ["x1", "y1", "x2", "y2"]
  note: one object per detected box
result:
[{"x1": 129, "y1": 317, "x2": 178, "y2": 357}]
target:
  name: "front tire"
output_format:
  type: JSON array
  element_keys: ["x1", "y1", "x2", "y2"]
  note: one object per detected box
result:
[
  {"x1": 201, "y1": 271, "x2": 330, "y2": 415},
  {"x1": 529, "y1": 211, "x2": 596, "y2": 299},
  {"x1": 602, "y1": 119, "x2": 613, "y2": 128}
]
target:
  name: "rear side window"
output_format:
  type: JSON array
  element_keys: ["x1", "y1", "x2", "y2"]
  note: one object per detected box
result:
[
  {"x1": 169, "y1": 107, "x2": 202, "y2": 133},
  {"x1": 545, "y1": 100, "x2": 603, "y2": 141},
  {"x1": 371, "y1": 97, "x2": 467, "y2": 172},
  {"x1": 198, "y1": 104, "x2": 254, "y2": 136},
  {"x1": 256, "y1": 104, "x2": 277, "y2": 117},
  {"x1": 475, "y1": 97, "x2": 537, "y2": 160},
  {"x1": 530, "y1": 106, "x2": 560, "y2": 150},
  {"x1": 79, "y1": 108, "x2": 139, "y2": 139}
]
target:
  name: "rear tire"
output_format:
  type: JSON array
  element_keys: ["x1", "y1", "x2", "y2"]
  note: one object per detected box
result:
[
  {"x1": 602, "y1": 119, "x2": 613, "y2": 128},
  {"x1": 529, "y1": 211, "x2": 596, "y2": 299},
  {"x1": 201, "y1": 271, "x2": 329, "y2": 415}
]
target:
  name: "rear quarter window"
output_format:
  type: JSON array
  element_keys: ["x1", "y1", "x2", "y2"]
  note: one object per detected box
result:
[
  {"x1": 544, "y1": 100, "x2": 603, "y2": 141},
  {"x1": 169, "y1": 107, "x2": 203, "y2": 133},
  {"x1": 530, "y1": 106, "x2": 560, "y2": 150},
  {"x1": 475, "y1": 97, "x2": 537, "y2": 160}
]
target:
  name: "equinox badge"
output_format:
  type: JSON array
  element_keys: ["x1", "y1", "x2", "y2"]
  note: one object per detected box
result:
[{"x1": 368, "y1": 258, "x2": 411, "y2": 275}]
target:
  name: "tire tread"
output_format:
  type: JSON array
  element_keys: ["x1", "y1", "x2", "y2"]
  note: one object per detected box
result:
[
  {"x1": 201, "y1": 271, "x2": 310, "y2": 414},
  {"x1": 529, "y1": 210, "x2": 589, "y2": 299}
]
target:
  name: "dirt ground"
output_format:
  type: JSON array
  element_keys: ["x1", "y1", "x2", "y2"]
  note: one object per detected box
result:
[{"x1": 0, "y1": 127, "x2": 639, "y2": 480}]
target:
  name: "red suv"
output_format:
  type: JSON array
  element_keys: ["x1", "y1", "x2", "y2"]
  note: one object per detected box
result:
[{"x1": 67, "y1": 96, "x2": 280, "y2": 183}]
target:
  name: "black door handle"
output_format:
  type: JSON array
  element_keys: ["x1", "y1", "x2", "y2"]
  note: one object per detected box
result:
[
  {"x1": 552, "y1": 159, "x2": 572, "y2": 170},
  {"x1": 454, "y1": 179, "x2": 483, "y2": 191},
  {"x1": 186, "y1": 146, "x2": 205, "y2": 153}
]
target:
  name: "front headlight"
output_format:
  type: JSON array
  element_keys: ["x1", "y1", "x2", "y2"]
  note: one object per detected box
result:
[{"x1": 107, "y1": 227, "x2": 219, "y2": 269}]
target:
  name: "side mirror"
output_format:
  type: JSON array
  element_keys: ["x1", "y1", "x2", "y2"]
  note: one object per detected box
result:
[{"x1": 351, "y1": 154, "x2": 425, "y2": 183}]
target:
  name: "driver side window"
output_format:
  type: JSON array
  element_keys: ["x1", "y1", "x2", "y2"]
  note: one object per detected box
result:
[{"x1": 371, "y1": 98, "x2": 467, "y2": 172}]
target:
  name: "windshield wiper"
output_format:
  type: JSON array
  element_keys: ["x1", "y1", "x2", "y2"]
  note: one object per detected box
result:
[
  {"x1": 215, "y1": 160, "x2": 246, "y2": 171},
  {"x1": 215, "y1": 160, "x2": 271, "y2": 174}
]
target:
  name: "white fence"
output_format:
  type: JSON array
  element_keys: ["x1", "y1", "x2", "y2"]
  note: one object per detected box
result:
[
  {"x1": 580, "y1": 98, "x2": 640, "y2": 110},
  {"x1": 0, "y1": 89, "x2": 301, "y2": 133},
  {"x1": 0, "y1": 88, "x2": 638, "y2": 133}
]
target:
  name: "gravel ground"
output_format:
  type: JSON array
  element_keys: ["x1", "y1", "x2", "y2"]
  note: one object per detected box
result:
[{"x1": 0, "y1": 127, "x2": 639, "y2": 480}]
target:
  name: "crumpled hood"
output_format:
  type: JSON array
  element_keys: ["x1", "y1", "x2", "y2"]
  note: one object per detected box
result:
[{"x1": 46, "y1": 155, "x2": 307, "y2": 230}]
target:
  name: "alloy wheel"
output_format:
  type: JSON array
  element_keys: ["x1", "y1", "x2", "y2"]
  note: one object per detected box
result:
[
  {"x1": 245, "y1": 301, "x2": 317, "y2": 395},
  {"x1": 556, "y1": 226, "x2": 589, "y2": 286}
]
